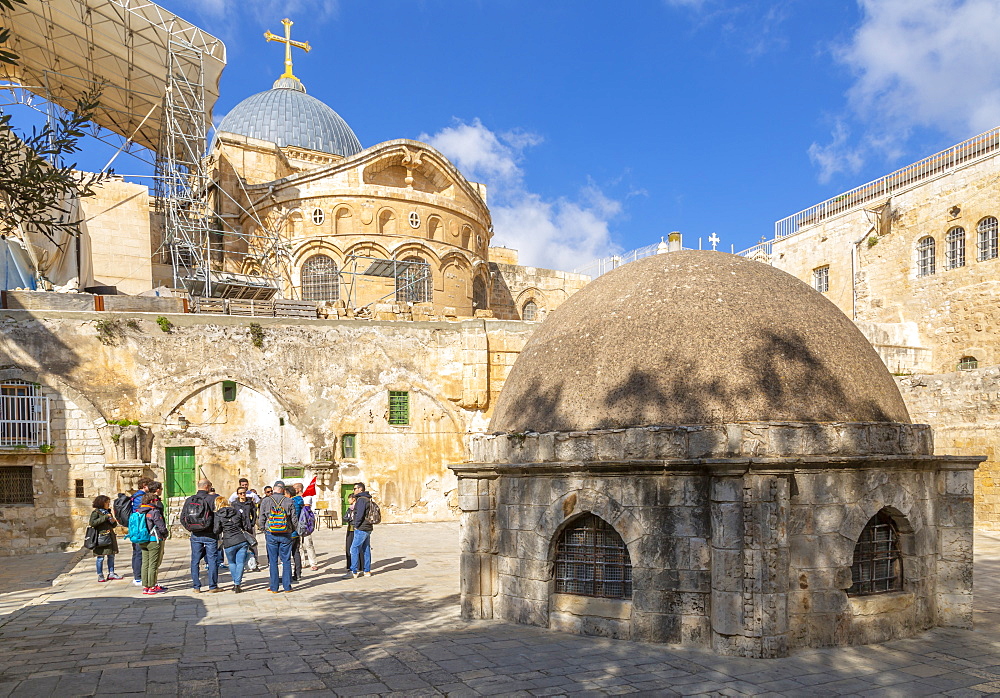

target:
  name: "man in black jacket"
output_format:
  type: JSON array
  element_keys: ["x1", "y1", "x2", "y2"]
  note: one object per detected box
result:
[
  {"x1": 187, "y1": 479, "x2": 222, "y2": 592},
  {"x1": 346, "y1": 482, "x2": 374, "y2": 578}
]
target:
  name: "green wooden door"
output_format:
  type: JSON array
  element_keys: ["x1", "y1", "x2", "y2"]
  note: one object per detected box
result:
[
  {"x1": 165, "y1": 447, "x2": 196, "y2": 499},
  {"x1": 340, "y1": 483, "x2": 355, "y2": 522}
]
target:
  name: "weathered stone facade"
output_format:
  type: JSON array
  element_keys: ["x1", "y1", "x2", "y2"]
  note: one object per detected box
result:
[
  {"x1": 0, "y1": 309, "x2": 534, "y2": 554},
  {"x1": 454, "y1": 425, "x2": 978, "y2": 657},
  {"x1": 487, "y1": 247, "x2": 590, "y2": 322}
]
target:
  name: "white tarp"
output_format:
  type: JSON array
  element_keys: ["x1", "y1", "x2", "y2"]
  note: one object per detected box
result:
[{"x1": 0, "y1": 0, "x2": 226, "y2": 153}]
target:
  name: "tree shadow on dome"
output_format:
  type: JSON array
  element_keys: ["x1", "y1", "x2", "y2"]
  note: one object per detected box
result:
[{"x1": 749, "y1": 328, "x2": 893, "y2": 423}]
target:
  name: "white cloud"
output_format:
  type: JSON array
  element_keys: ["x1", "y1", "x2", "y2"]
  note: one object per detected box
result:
[
  {"x1": 813, "y1": 0, "x2": 1000, "y2": 179},
  {"x1": 421, "y1": 119, "x2": 621, "y2": 271}
]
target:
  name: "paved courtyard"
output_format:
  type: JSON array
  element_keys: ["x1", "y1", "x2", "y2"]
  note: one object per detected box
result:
[{"x1": 1, "y1": 523, "x2": 1000, "y2": 696}]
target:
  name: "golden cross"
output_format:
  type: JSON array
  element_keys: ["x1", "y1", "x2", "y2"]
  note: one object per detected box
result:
[{"x1": 264, "y1": 18, "x2": 311, "y2": 80}]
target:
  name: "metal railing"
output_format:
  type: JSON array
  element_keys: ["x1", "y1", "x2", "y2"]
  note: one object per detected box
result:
[
  {"x1": 773, "y1": 126, "x2": 1000, "y2": 241},
  {"x1": 574, "y1": 241, "x2": 676, "y2": 278},
  {"x1": 0, "y1": 394, "x2": 50, "y2": 447}
]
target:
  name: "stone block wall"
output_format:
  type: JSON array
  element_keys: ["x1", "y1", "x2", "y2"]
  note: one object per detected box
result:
[{"x1": 454, "y1": 424, "x2": 980, "y2": 657}]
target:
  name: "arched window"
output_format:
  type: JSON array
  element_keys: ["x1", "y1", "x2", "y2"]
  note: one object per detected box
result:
[
  {"x1": 945, "y1": 227, "x2": 966, "y2": 269},
  {"x1": 554, "y1": 513, "x2": 632, "y2": 600},
  {"x1": 978, "y1": 217, "x2": 998, "y2": 261},
  {"x1": 522, "y1": 300, "x2": 538, "y2": 321},
  {"x1": 916, "y1": 237, "x2": 935, "y2": 277},
  {"x1": 958, "y1": 356, "x2": 979, "y2": 370},
  {"x1": 849, "y1": 510, "x2": 903, "y2": 596},
  {"x1": 473, "y1": 277, "x2": 488, "y2": 310},
  {"x1": 395, "y1": 256, "x2": 431, "y2": 303},
  {"x1": 300, "y1": 254, "x2": 339, "y2": 301}
]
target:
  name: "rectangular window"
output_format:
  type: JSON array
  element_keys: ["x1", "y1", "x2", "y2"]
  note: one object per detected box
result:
[
  {"x1": 388, "y1": 391, "x2": 410, "y2": 426},
  {"x1": 222, "y1": 380, "x2": 237, "y2": 402},
  {"x1": 74, "y1": 479, "x2": 85, "y2": 498},
  {"x1": 1, "y1": 381, "x2": 49, "y2": 447},
  {"x1": 812, "y1": 266, "x2": 830, "y2": 293},
  {"x1": 342, "y1": 433, "x2": 357, "y2": 459},
  {"x1": 281, "y1": 466, "x2": 305, "y2": 479},
  {"x1": 0, "y1": 466, "x2": 33, "y2": 505}
]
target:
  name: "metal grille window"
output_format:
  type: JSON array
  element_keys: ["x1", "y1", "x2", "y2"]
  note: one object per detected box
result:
[
  {"x1": 0, "y1": 466, "x2": 33, "y2": 505},
  {"x1": 1, "y1": 381, "x2": 50, "y2": 447},
  {"x1": 959, "y1": 356, "x2": 979, "y2": 370},
  {"x1": 978, "y1": 217, "x2": 998, "y2": 261},
  {"x1": 916, "y1": 237, "x2": 936, "y2": 277},
  {"x1": 945, "y1": 227, "x2": 966, "y2": 269},
  {"x1": 342, "y1": 433, "x2": 357, "y2": 459},
  {"x1": 388, "y1": 391, "x2": 410, "y2": 426},
  {"x1": 522, "y1": 300, "x2": 538, "y2": 321},
  {"x1": 554, "y1": 514, "x2": 632, "y2": 599},
  {"x1": 812, "y1": 265, "x2": 830, "y2": 293},
  {"x1": 849, "y1": 511, "x2": 903, "y2": 596},
  {"x1": 75, "y1": 479, "x2": 85, "y2": 498},
  {"x1": 395, "y1": 257, "x2": 431, "y2": 304},
  {"x1": 301, "y1": 254, "x2": 340, "y2": 301}
]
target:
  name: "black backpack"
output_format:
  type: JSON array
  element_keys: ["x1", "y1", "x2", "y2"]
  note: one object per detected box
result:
[
  {"x1": 112, "y1": 493, "x2": 133, "y2": 527},
  {"x1": 180, "y1": 494, "x2": 213, "y2": 532}
]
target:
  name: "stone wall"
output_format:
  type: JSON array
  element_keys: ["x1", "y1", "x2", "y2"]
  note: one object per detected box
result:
[
  {"x1": 78, "y1": 179, "x2": 154, "y2": 296},
  {"x1": 454, "y1": 424, "x2": 978, "y2": 657},
  {"x1": 488, "y1": 253, "x2": 591, "y2": 321},
  {"x1": 0, "y1": 310, "x2": 534, "y2": 554},
  {"x1": 897, "y1": 367, "x2": 1000, "y2": 530}
]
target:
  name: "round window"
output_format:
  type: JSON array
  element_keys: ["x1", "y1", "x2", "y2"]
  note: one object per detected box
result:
[
  {"x1": 311, "y1": 208, "x2": 325, "y2": 225},
  {"x1": 408, "y1": 211, "x2": 420, "y2": 229}
]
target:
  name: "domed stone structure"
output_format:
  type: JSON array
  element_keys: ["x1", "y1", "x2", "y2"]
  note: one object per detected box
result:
[
  {"x1": 216, "y1": 77, "x2": 362, "y2": 157},
  {"x1": 452, "y1": 250, "x2": 981, "y2": 658},
  {"x1": 492, "y1": 251, "x2": 909, "y2": 432}
]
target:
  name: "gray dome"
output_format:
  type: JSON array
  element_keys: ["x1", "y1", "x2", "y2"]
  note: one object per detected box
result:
[
  {"x1": 216, "y1": 79, "x2": 362, "y2": 157},
  {"x1": 490, "y1": 251, "x2": 911, "y2": 432}
]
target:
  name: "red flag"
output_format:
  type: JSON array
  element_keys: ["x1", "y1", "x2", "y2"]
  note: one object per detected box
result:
[{"x1": 302, "y1": 476, "x2": 317, "y2": 497}]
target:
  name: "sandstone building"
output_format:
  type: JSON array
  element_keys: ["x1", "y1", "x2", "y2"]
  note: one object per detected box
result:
[
  {"x1": 749, "y1": 128, "x2": 1000, "y2": 529},
  {"x1": 454, "y1": 252, "x2": 979, "y2": 657}
]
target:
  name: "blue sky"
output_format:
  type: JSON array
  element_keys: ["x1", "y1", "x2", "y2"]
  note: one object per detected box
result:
[{"x1": 25, "y1": 0, "x2": 1000, "y2": 271}]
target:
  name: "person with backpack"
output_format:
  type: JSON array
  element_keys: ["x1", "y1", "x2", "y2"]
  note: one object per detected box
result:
[
  {"x1": 129, "y1": 492, "x2": 168, "y2": 594},
  {"x1": 346, "y1": 482, "x2": 379, "y2": 578},
  {"x1": 232, "y1": 486, "x2": 259, "y2": 571},
  {"x1": 88, "y1": 495, "x2": 123, "y2": 582},
  {"x1": 294, "y1": 482, "x2": 319, "y2": 572},
  {"x1": 182, "y1": 479, "x2": 222, "y2": 593},
  {"x1": 344, "y1": 493, "x2": 357, "y2": 572},
  {"x1": 213, "y1": 496, "x2": 251, "y2": 593},
  {"x1": 258, "y1": 483, "x2": 298, "y2": 593},
  {"x1": 123, "y1": 477, "x2": 152, "y2": 587}
]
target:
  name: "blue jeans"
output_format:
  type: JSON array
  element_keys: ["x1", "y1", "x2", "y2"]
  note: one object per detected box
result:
[
  {"x1": 350, "y1": 529, "x2": 371, "y2": 574},
  {"x1": 224, "y1": 542, "x2": 249, "y2": 586},
  {"x1": 131, "y1": 543, "x2": 142, "y2": 581},
  {"x1": 265, "y1": 533, "x2": 293, "y2": 591},
  {"x1": 190, "y1": 535, "x2": 221, "y2": 589}
]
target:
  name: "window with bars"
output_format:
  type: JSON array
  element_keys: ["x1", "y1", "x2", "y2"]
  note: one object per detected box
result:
[
  {"x1": 74, "y1": 479, "x2": 85, "y2": 498},
  {"x1": 958, "y1": 356, "x2": 979, "y2": 370},
  {"x1": 554, "y1": 513, "x2": 632, "y2": 600},
  {"x1": 0, "y1": 466, "x2": 33, "y2": 505},
  {"x1": 978, "y1": 217, "x2": 998, "y2": 261},
  {"x1": 945, "y1": 227, "x2": 966, "y2": 269},
  {"x1": 916, "y1": 237, "x2": 936, "y2": 277},
  {"x1": 522, "y1": 300, "x2": 538, "y2": 321},
  {"x1": 301, "y1": 254, "x2": 340, "y2": 301},
  {"x1": 1, "y1": 381, "x2": 49, "y2": 447},
  {"x1": 849, "y1": 510, "x2": 903, "y2": 596},
  {"x1": 395, "y1": 257, "x2": 431, "y2": 304},
  {"x1": 812, "y1": 266, "x2": 830, "y2": 293},
  {"x1": 342, "y1": 433, "x2": 357, "y2": 459},
  {"x1": 388, "y1": 391, "x2": 410, "y2": 426}
]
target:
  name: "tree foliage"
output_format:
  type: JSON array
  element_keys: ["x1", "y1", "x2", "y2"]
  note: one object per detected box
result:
[{"x1": 0, "y1": 0, "x2": 112, "y2": 244}]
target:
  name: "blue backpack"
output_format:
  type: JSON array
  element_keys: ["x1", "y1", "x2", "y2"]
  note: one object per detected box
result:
[{"x1": 126, "y1": 510, "x2": 151, "y2": 543}]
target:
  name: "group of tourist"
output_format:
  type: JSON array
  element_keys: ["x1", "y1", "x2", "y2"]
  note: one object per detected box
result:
[{"x1": 86, "y1": 477, "x2": 377, "y2": 594}]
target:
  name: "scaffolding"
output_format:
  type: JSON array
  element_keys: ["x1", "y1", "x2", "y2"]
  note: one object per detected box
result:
[
  {"x1": 1, "y1": 0, "x2": 230, "y2": 296},
  {"x1": 339, "y1": 254, "x2": 432, "y2": 312}
]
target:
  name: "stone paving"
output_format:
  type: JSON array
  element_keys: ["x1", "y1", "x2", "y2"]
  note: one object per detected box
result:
[{"x1": 1, "y1": 523, "x2": 1000, "y2": 696}]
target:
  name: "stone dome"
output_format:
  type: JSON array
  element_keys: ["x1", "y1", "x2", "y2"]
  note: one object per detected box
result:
[
  {"x1": 215, "y1": 78, "x2": 363, "y2": 157},
  {"x1": 490, "y1": 251, "x2": 910, "y2": 433}
]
